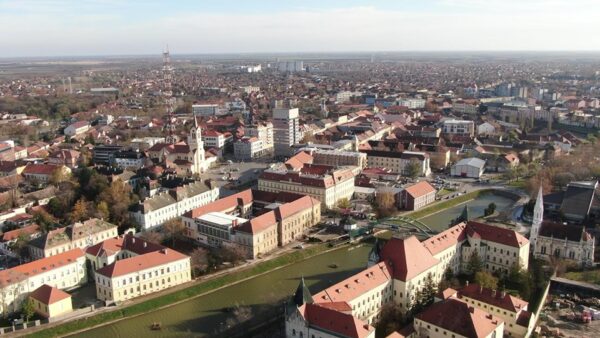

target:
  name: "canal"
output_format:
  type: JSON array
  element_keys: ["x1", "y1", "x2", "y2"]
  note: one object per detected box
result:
[
  {"x1": 419, "y1": 191, "x2": 516, "y2": 231},
  {"x1": 70, "y1": 244, "x2": 372, "y2": 338}
]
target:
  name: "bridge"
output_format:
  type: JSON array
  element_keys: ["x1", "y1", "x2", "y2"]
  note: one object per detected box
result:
[{"x1": 376, "y1": 216, "x2": 437, "y2": 238}]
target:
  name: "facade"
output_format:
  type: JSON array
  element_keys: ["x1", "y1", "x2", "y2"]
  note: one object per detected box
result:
[
  {"x1": 234, "y1": 137, "x2": 264, "y2": 160},
  {"x1": 48, "y1": 149, "x2": 80, "y2": 168},
  {"x1": 311, "y1": 149, "x2": 367, "y2": 169},
  {"x1": 94, "y1": 244, "x2": 191, "y2": 304},
  {"x1": 64, "y1": 121, "x2": 90, "y2": 137},
  {"x1": 273, "y1": 108, "x2": 301, "y2": 158},
  {"x1": 29, "y1": 284, "x2": 73, "y2": 319},
  {"x1": 400, "y1": 181, "x2": 436, "y2": 211},
  {"x1": 360, "y1": 150, "x2": 431, "y2": 177},
  {"x1": 245, "y1": 122, "x2": 274, "y2": 153},
  {"x1": 93, "y1": 145, "x2": 123, "y2": 166},
  {"x1": 113, "y1": 150, "x2": 146, "y2": 170},
  {"x1": 202, "y1": 130, "x2": 230, "y2": 149},
  {"x1": 29, "y1": 218, "x2": 119, "y2": 259},
  {"x1": 442, "y1": 119, "x2": 475, "y2": 137},
  {"x1": 451, "y1": 158, "x2": 486, "y2": 178},
  {"x1": 0, "y1": 249, "x2": 86, "y2": 315},
  {"x1": 182, "y1": 190, "x2": 321, "y2": 258},
  {"x1": 258, "y1": 164, "x2": 356, "y2": 209},
  {"x1": 530, "y1": 188, "x2": 595, "y2": 267},
  {"x1": 130, "y1": 180, "x2": 220, "y2": 230},
  {"x1": 192, "y1": 104, "x2": 221, "y2": 117}
]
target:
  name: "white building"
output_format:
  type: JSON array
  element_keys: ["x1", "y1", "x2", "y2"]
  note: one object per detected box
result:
[
  {"x1": 245, "y1": 122, "x2": 274, "y2": 154},
  {"x1": 451, "y1": 158, "x2": 486, "y2": 178},
  {"x1": 192, "y1": 104, "x2": 221, "y2": 117},
  {"x1": 278, "y1": 61, "x2": 304, "y2": 72},
  {"x1": 64, "y1": 121, "x2": 90, "y2": 137},
  {"x1": 398, "y1": 98, "x2": 426, "y2": 109},
  {"x1": 273, "y1": 108, "x2": 301, "y2": 158},
  {"x1": 234, "y1": 137, "x2": 264, "y2": 160},
  {"x1": 130, "y1": 181, "x2": 220, "y2": 230},
  {"x1": 477, "y1": 122, "x2": 498, "y2": 136},
  {"x1": 442, "y1": 119, "x2": 475, "y2": 137},
  {"x1": 202, "y1": 130, "x2": 230, "y2": 149}
]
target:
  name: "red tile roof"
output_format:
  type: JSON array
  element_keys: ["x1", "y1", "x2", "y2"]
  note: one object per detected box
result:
[
  {"x1": 285, "y1": 151, "x2": 313, "y2": 170},
  {"x1": 1, "y1": 223, "x2": 40, "y2": 242},
  {"x1": 458, "y1": 283, "x2": 529, "y2": 313},
  {"x1": 380, "y1": 236, "x2": 439, "y2": 281},
  {"x1": 184, "y1": 189, "x2": 253, "y2": 219},
  {"x1": 466, "y1": 221, "x2": 528, "y2": 248},
  {"x1": 416, "y1": 298, "x2": 503, "y2": 338},
  {"x1": 301, "y1": 303, "x2": 375, "y2": 338},
  {"x1": 0, "y1": 249, "x2": 84, "y2": 287},
  {"x1": 29, "y1": 284, "x2": 71, "y2": 305},
  {"x1": 95, "y1": 248, "x2": 188, "y2": 278},
  {"x1": 403, "y1": 181, "x2": 436, "y2": 199},
  {"x1": 22, "y1": 164, "x2": 62, "y2": 176},
  {"x1": 423, "y1": 222, "x2": 467, "y2": 256},
  {"x1": 85, "y1": 234, "x2": 163, "y2": 258},
  {"x1": 313, "y1": 262, "x2": 392, "y2": 304},
  {"x1": 237, "y1": 211, "x2": 277, "y2": 234}
]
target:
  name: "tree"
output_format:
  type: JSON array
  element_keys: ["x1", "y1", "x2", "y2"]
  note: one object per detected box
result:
[
  {"x1": 466, "y1": 251, "x2": 483, "y2": 277},
  {"x1": 412, "y1": 273, "x2": 437, "y2": 314},
  {"x1": 32, "y1": 209, "x2": 57, "y2": 233},
  {"x1": 22, "y1": 298, "x2": 35, "y2": 322},
  {"x1": 220, "y1": 245, "x2": 247, "y2": 265},
  {"x1": 336, "y1": 197, "x2": 351, "y2": 210},
  {"x1": 375, "y1": 303, "x2": 405, "y2": 336},
  {"x1": 49, "y1": 167, "x2": 70, "y2": 186},
  {"x1": 375, "y1": 191, "x2": 397, "y2": 218},
  {"x1": 484, "y1": 202, "x2": 496, "y2": 216},
  {"x1": 98, "y1": 179, "x2": 132, "y2": 225},
  {"x1": 475, "y1": 271, "x2": 498, "y2": 290},
  {"x1": 405, "y1": 159, "x2": 422, "y2": 180},
  {"x1": 139, "y1": 231, "x2": 164, "y2": 245},
  {"x1": 163, "y1": 218, "x2": 185, "y2": 247},
  {"x1": 10, "y1": 233, "x2": 30, "y2": 259},
  {"x1": 96, "y1": 201, "x2": 110, "y2": 220},
  {"x1": 190, "y1": 247, "x2": 209, "y2": 276},
  {"x1": 69, "y1": 198, "x2": 89, "y2": 223}
]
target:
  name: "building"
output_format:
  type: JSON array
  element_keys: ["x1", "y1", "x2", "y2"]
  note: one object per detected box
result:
[
  {"x1": 93, "y1": 145, "x2": 123, "y2": 166},
  {"x1": 112, "y1": 149, "x2": 146, "y2": 170},
  {"x1": 412, "y1": 298, "x2": 505, "y2": 338},
  {"x1": 258, "y1": 163, "x2": 356, "y2": 209},
  {"x1": 130, "y1": 180, "x2": 219, "y2": 230},
  {"x1": 234, "y1": 137, "x2": 264, "y2": 160},
  {"x1": 0, "y1": 249, "x2": 86, "y2": 315},
  {"x1": 192, "y1": 104, "x2": 221, "y2": 117},
  {"x1": 360, "y1": 150, "x2": 431, "y2": 177},
  {"x1": 245, "y1": 122, "x2": 274, "y2": 154},
  {"x1": 400, "y1": 181, "x2": 436, "y2": 211},
  {"x1": 451, "y1": 158, "x2": 486, "y2": 178},
  {"x1": 29, "y1": 218, "x2": 118, "y2": 259},
  {"x1": 286, "y1": 221, "x2": 530, "y2": 337},
  {"x1": 29, "y1": 284, "x2": 73, "y2": 319},
  {"x1": 442, "y1": 119, "x2": 475, "y2": 137},
  {"x1": 273, "y1": 108, "x2": 301, "y2": 158},
  {"x1": 22, "y1": 164, "x2": 71, "y2": 184},
  {"x1": 398, "y1": 98, "x2": 426, "y2": 109},
  {"x1": 182, "y1": 189, "x2": 321, "y2": 258},
  {"x1": 278, "y1": 61, "x2": 304, "y2": 72},
  {"x1": 48, "y1": 149, "x2": 80, "y2": 168},
  {"x1": 202, "y1": 130, "x2": 230, "y2": 149},
  {"x1": 311, "y1": 149, "x2": 367, "y2": 169},
  {"x1": 530, "y1": 188, "x2": 595, "y2": 267},
  {"x1": 92, "y1": 236, "x2": 191, "y2": 304},
  {"x1": 64, "y1": 121, "x2": 90, "y2": 137}
]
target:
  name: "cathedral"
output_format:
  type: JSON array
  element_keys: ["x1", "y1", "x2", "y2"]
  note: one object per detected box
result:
[
  {"x1": 530, "y1": 187, "x2": 595, "y2": 266},
  {"x1": 147, "y1": 120, "x2": 214, "y2": 176}
]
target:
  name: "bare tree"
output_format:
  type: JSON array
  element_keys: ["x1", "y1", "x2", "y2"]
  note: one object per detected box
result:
[
  {"x1": 190, "y1": 247, "x2": 209, "y2": 276},
  {"x1": 163, "y1": 218, "x2": 186, "y2": 247},
  {"x1": 139, "y1": 231, "x2": 164, "y2": 245}
]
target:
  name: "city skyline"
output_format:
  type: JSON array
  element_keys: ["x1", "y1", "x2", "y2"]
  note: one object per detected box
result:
[{"x1": 2, "y1": 0, "x2": 600, "y2": 57}]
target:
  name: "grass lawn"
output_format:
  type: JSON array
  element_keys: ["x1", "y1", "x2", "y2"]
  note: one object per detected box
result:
[
  {"x1": 29, "y1": 243, "x2": 333, "y2": 338},
  {"x1": 564, "y1": 269, "x2": 600, "y2": 285},
  {"x1": 405, "y1": 189, "x2": 491, "y2": 220},
  {"x1": 507, "y1": 180, "x2": 526, "y2": 189},
  {"x1": 436, "y1": 188, "x2": 455, "y2": 197}
]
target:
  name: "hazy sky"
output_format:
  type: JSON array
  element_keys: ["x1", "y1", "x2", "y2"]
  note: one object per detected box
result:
[{"x1": 1, "y1": 0, "x2": 599, "y2": 57}]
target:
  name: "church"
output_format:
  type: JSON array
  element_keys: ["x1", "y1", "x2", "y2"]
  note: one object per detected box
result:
[
  {"x1": 530, "y1": 187, "x2": 595, "y2": 267},
  {"x1": 147, "y1": 119, "x2": 216, "y2": 176}
]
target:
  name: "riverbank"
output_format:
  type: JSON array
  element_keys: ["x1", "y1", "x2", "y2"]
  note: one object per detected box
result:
[
  {"x1": 405, "y1": 189, "x2": 492, "y2": 220},
  {"x1": 26, "y1": 242, "x2": 346, "y2": 338}
]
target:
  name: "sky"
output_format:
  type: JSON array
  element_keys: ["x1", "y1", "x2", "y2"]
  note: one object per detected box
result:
[{"x1": 1, "y1": 0, "x2": 599, "y2": 57}]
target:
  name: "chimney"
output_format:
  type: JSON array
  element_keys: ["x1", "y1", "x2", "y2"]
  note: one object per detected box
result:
[
  {"x1": 492, "y1": 289, "x2": 496, "y2": 297},
  {"x1": 480, "y1": 285, "x2": 483, "y2": 294},
  {"x1": 144, "y1": 242, "x2": 147, "y2": 248},
  {"x1": 466, "y1": 280, "x2": 469, "y2": 286},
  {"x1": 501, "y1": 290, "x2": 506, "y2": 298},
  {"x1": 132, "y1": 237, "x2": 135, "y2": 244}
]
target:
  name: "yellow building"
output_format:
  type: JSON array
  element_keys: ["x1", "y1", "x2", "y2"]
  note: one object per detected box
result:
[{"x1": 29, "y1": 284, "x2": 73, "y2": 319}]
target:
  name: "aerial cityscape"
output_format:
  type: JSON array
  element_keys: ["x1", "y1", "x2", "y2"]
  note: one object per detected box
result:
[{"x1": 1, "y1": 1, "x2": 600, "y2": 338}]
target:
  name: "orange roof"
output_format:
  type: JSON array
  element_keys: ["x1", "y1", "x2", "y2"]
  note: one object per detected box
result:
[
  {"x1": 237, "y1": 211, "x2": 277, "y2": 234},
  {"x1": 29, "y1": 284, "x2": 71, "y2": 305},
  {"x1": 423, "y1": 222, "x2": 467, "y2": 256},
  {"x1": 96, "y1": 248, "x2": 188, "y2": 278},
  {"x1": 276, "y1": 195, "x2": 320, "y2": 219},
  {"x1": 185, "y1": 189, "x2": 253, "y2": 219},
  {"x1": 1, "y1": 223, "x2": 40, "y2": 242},
  {"x1": 466, "y1": 221, "x2": 528, "y2": 248},
  {"x1": 301, "y1": 303, "x2": 374, "y2": 338},
  {"x1": 380, "y1": 236, "x2": 439, "y2": 281},
  {"x1": 403, "y1": 181, "x2": 436, "y2": 198},
  {"x1": 0, "y1": 249, "x2": 84, "y2": 287},
  {"x1": 459, "y1": 283, "x2": 529, "y2": 313},
  {"x1": 313, "y1": 262, "x2": 392, "y2": 304},
  {"x1": 285, "y1": 151, "x2": 313, "y2": 170}
]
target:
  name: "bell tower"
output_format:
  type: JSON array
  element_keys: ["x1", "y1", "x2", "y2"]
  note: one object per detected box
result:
[{"x1": 530, "y1": 187, "x2": 544, "y2": 251}]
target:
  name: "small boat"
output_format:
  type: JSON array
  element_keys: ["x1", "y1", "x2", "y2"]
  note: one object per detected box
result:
[
  {"x1": 151, "y1": 322, "x2": 162, "y2": 330},
  {"x1": 328, "y1": 263, "x2": 338, "y2": 269}
]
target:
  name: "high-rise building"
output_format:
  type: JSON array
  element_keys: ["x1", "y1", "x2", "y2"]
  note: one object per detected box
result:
[{"x1": 273, "y1": 108, "x2": 300, "y2": 158}]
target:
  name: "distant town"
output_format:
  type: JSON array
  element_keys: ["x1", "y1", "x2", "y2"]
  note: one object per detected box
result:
[{"x1": 0, "y1": 50, "x2": 599, "y2": 338}]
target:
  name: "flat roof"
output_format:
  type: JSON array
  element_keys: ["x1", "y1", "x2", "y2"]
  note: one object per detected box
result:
[{"x1": 197, "y1": 212, "x2": 247, "y2": 226}]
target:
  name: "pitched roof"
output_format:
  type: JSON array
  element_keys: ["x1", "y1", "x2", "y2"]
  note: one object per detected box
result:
[
  {"x1": 313, "y1": 262, "x2": 392, "y2": 304},
  {"x1": 237, "y1": 210, "x2": 277, "y2": 234},
  {"x1": 22, "y1": 164, "x2": 63, "y2": 176},
  {"x1": 85, "y1": 233, "x2": 164, "y2": 258},
  {"x1": 285, "y1": 151, "x2": 313, "y2": 170},
  {"x1": 95, "y1": 248, "x2": 188, "y2": 278},
  {"x1": 1, "y1": 223, "x2": 40, "y2": 242},
  {"x1": 29, "y1": 218, "x2": 117, "y2": 250},
  {"x1": 466, "y1": 221, "x2": 529, "y2": 248},
  {"x1": 539, "y1": 221, "x2": 592, "y2": 242},
  {"x1": 184, "y1": 189, "x2": 253, "y2": 219},
  {"x1": 458, "y1": 283, "x2": 529, "y2": 313},
  {"x1": 0, "y1": 249, "x2": 84, "y2": 287},
  {"x1": 416, "y1": 298, "x2": 503, "y2": 338},
  {"x1": 380, "y1": 236, "x2": 439, "y2": 281},
  {"x1": 29, "y1": 284, "x2": 71, "y2": 305},
  {"x1": 403, "y1": 181, "x2": 436, "y2": 199},
  {"x1": 301, "y1": 303, "x2": 374, "y2": 338}
]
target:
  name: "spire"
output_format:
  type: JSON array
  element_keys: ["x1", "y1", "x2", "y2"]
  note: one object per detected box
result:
[
  {"x1": 530, "y1": 186, "x2": 544, "y2": 251},
  {"x1": 293, "y1": 276, "x2": 313, "y2": 306},
  {"x1": 460, "y1": 204, "x2": 470, "y2": 222}
]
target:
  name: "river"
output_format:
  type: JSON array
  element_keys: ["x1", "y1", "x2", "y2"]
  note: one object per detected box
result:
[
  {"x1": 70, "y1": 244, "x2": 372, "y2": 338},
  {"x1": 419, "y1": 191, "x2": 516, "y2": 231}
]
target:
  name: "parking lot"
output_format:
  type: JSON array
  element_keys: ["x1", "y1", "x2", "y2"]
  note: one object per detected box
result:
[{"x1": 203, "y1": 160, "x2": 271, "y2": 195}]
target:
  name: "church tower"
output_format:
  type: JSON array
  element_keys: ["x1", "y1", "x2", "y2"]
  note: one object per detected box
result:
[
  {"x1": 188, "y1": 117, "x2": 206, "y2": 174},
  {"x1": 530, "y1": 187, "x2": 544, "y2": 251}
]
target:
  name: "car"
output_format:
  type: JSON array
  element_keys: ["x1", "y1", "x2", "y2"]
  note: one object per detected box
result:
[{"x1": 294, "y1": 244, "x2": 304, "y2": 249}]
